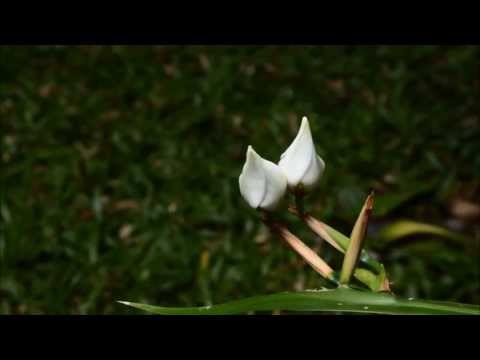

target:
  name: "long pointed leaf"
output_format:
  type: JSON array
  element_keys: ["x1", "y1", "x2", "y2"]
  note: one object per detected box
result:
[
  {"x1": 118, "y1": 288, "x2": 480, "y2": 315},
  {"x1": 378, "y1": 220, "x2": 469, "y2": 244},
  {"x1": 340, "y1": 193, "x2": 374, "y2": 284}
]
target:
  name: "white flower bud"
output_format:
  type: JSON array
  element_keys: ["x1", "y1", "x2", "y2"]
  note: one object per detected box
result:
[
  {"x1": 278, "y1": 116, "x2": 325, "y2": 191},
  {"x1": 239, "y1": 146, "x2": 287, "y2": 211}
]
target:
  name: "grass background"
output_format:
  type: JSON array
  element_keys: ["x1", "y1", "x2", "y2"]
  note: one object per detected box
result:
[{"x1": 1, "y1": 46, "x2": 479, "y2": 314}]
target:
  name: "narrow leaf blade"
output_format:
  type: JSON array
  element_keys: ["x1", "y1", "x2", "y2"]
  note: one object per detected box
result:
[{"x1": 118, "y1": 288, "x2": 480, "y2": 315}]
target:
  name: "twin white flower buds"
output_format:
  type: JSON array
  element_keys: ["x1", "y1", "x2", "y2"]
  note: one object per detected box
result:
[
  {"x1": 239, "y1": 116, "x2": 325, "y2": 210},
  {"x1": 238, "y1": 117, "x2": 387, "y2": 290}
]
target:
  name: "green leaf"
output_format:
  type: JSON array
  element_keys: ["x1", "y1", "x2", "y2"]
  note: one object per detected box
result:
[
  {"x1": 378, "y1": 220, "x2": 469, "y2": 244},
  {"x1": 313, "y1": 222, "x2": 390, "y2": 292},
  {"x1": 321, "y1": 223, "x2": 383, "y2": 273},
  {"x1": 118, "y1": 288, "x2": 480, "y2": 315},
  {"x1": 354, "y1": 267, "x2": 387, "y2": 293}
]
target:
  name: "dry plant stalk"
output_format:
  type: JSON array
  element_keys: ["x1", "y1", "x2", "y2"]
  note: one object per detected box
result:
[
  {"x1": 340, "y1": 192, "x2": 374, "y2": 284},
  {"x1": 288, "y1": 206, "x2": 344, "y2": 252},
  {"x1": 262, "y1": 215, "x2": 335, "y2": 281}
]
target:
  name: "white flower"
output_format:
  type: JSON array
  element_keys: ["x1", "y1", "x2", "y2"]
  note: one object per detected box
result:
[
  {"x1": 239, "y1": 146, "x2": 287, "y2": 210},
  {"x1": 278, "y1": 116, "x2": 325, "y2": 191}
]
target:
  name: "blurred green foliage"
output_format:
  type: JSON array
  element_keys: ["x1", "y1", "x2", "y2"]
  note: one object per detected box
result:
[{"x1": 0, "y1": 46, "x2": 479, "y2": 314}]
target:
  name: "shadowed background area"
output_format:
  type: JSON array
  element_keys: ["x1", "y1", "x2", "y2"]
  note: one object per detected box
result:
[{"x1": 1, "y1": 46, "x2": 479, "y2": 314}]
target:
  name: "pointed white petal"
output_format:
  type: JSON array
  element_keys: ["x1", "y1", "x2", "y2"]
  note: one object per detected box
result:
[
  {"x1": 239, "y1": 146, "x2": 287, "y2": 210},
  {"x1": 300, "y1": 154, "x2": 325, "y2": 189},
  {"x1": 239, "y1": 146, "x2": 266, "y2": 208},
  {"x1": 259, "y1": 158, "x2": 287, "y2": 210},
  {"x1": 279, "y1": 116, "x2": 322, "y2": 188}
]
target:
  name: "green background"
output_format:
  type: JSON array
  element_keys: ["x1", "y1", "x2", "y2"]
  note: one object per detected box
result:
[{"x1": 1, "y1": 46, "x2": 478, "y2": 314}]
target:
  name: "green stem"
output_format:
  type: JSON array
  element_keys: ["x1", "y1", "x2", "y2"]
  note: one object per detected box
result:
[{"x1": 294, "y1": 188, "x2": 305, "y2": 217}]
